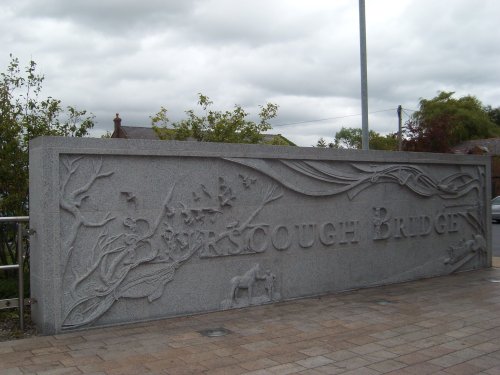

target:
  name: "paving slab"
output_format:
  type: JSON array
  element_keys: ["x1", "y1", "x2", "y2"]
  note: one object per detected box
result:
[{"x1": 4, "y1": 267, "x2": 500, "y2": 374}]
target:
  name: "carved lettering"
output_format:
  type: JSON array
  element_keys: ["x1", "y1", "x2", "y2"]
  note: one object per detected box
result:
[
  {"x1": 271, "y1": 225, "x2": 292, "y2": 250},
  {"x1": 435, "y1": 213, "x2": 447, "y2": 234},
  {"x1": 373, "y1": 207, "x2": 390, "y2": 240},
  {"x1": 54, "y1": 154, "x2": 485, "y2": 333},
  {"x1": 449, "y1": 213, "x2": 459, "y2": 233},
  {"x1": 373, "y1": 207, "x2": 463, "y2": 240},
  {"x1": 296, "y1": 224, "x2": 316, "y2": 248},
  {"x1": 228, "y1": 229, "x2": 243, "y2": 255},
  {"x1": 339, "y1": 221, "x2": 359, "y2": 244},
  {"x1": 420, "y1": 216, "x2": 432, "y2": 236},
  {"x1": 201, "y1": 218, "x2": 364, "y2": 257},
  {"x1": 392, "y1": 216, "x2": 431, "y2": 238},
  {"x1": 319, "y1": 222, "x2": 336, "y2": 246},
  {"x1": 199, "y1": 230, "x2": 220, "y2": 257},
  {"x1": 246, "y1": 225, "x2": 269, "y2": 253},
  {"x1": 394, "y1": 217, "x2": 410, "y2": 238},
  {"x1": 434, "y1": 213, "x2": 460, "y2": 234}
]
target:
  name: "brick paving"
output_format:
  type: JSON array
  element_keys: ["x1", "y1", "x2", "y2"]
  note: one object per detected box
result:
[{"x1": 3, "y1": 267, "x2": 500, "y2": 374}]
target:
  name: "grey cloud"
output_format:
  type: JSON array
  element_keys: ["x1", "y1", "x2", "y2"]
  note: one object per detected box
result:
[
  {"x1": 2, "y1": 0, "x2": 500, "y2": 146},
  {"x1": 16, "y1": 0, "x2": 200, "y2": 35},
  {"x1": 177, "y1": 1, "x2": 352, "y2": 47}
]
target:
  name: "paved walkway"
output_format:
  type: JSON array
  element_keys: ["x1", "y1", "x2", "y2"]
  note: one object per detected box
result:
[{"x1": 3, "y1": 267, "x2": 500, "y2": 375}]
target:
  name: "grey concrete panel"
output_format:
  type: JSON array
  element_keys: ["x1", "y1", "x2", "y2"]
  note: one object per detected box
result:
[{"x1": 29, "y1": 137, "x2": 491, "y2": 334}]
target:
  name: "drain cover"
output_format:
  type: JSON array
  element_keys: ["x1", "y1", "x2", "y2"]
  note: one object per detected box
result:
[
  {"x1": 198, "y1": 327, "x2": 232, "y2": 337},
  {"x1": 374, "y1": 299, "x2": 393, "y2": 305}
]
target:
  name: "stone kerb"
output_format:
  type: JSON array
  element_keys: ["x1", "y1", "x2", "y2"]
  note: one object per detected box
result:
[{"x1": 29, "y1": 137, "x2": 492, "y2": 334}]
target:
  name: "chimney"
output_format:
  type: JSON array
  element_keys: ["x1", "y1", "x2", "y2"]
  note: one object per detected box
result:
[{"x1": 113, "y1": 113, "x2": 122, "y2": 133}]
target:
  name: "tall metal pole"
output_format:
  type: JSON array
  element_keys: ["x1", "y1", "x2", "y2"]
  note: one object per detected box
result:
[
  {"x1": 359, "y1": 0, "x2": 369, "y2": 150},
  {"x1": 397, "y1": 105, "x2": 403, "y2": 151},
  {"x1": 17, "y1": 222, "x2": 24, "y2": 331}
]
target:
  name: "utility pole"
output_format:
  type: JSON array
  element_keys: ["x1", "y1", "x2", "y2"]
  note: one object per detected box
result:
[
  {"x1": 397, "y1": 105, "x2": 402, "y2": 151},
  {"x1": 359, "y1": 0, "x2": 369, "y2": 150}
]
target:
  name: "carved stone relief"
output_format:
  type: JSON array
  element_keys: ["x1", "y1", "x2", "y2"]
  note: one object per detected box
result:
[
  {"x1": 445, "y1": 234, "x2": 487, "y2": 273},
  {"x1": 220, "y1": 263, "x2": 279, "y2": 309},
  {"x1": 59, "y1": 156, "x2": 286, "y2": 329},
  {"x1": 57, "y1": 155, "x2": 487, "y2": 330}
]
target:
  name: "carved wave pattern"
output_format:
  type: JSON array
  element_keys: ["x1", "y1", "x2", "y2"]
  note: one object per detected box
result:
[
  {"x1": 224, "y1": 158, "x2": 481, "y2": 200},
  {"x1": 225, "y1": 158, "x2": 486, "y2": 274}
]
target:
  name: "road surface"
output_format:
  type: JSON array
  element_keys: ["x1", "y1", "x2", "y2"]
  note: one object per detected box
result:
[{"x1": 493, "y1": 221, "x2": 500, "y2": 256}]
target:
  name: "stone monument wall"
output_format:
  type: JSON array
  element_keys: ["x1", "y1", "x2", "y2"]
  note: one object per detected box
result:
[{"x1": 29, "y1": 137, "x2": 491, "y2": 334}]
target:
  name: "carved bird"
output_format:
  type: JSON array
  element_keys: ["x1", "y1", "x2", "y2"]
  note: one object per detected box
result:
[
  {"x1": 218, "y1": 177, "x2": 235, "y2": 207},
  {"x1": 200, "y1": 184, "x2": 212, "y2": 198},
  {"x1": 239, "y1": 174, "x2": 256, "y2": 188},
  {"x1": 121, "y1": 192, "x2": 136, "y2": 202},
  {"x1": 226, "y1": 220, "x2": 239, "y2": 229},
  {"x1": 218, "y1": 193, "x2": 235, "y2": 207},
  {"x1": 165, "y1": 206, "x2": 175, "y2": 217}
]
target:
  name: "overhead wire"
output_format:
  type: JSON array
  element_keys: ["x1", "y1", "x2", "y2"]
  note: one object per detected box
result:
[
  {"x1": 270, "y1": 108, "x2": 397, "y2": 128},
  {"x1": 402, "y1": 109, "x2": 414, "y2": 119}
]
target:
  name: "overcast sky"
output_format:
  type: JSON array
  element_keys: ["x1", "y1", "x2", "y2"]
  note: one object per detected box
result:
[{"x1": 1, "y1": 0, "x2": 499, "y2": 146}]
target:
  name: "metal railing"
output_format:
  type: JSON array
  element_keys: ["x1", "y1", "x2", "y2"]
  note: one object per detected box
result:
[{"x1": 0, "y1": 216, "x2": 29, "y2": 330}]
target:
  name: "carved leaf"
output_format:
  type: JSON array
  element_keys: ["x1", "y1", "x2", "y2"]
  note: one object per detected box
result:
[
  {"x1": 63, "y1": 294, "x2": 116, "y2": 329},
  {"x1": 116, "y1": 264, "x2": 176, "y2": 302},
  {"x1": 63, "y1": 264, "x2": 176, "y2": 329}
]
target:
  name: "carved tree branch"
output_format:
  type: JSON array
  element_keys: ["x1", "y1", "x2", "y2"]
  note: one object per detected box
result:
[
  {"x1": 60, "y1": 157, "x2": 116, "y2": 279},
  {"x1": 70, "y1": 159, "x2": 114, "y2": 200},
  {"x1": 64, "y1": 179, "x2": 181, "y2": 326},
  {"x1": 218, "y1": 184, "x2": 283, "y2": 240}
]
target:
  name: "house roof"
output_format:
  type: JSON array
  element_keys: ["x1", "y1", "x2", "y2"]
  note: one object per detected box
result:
[
  {"x1": 113, "y1": 125, "x2": 295, "y2": 145},
  {"x1": 110, "y1": 114, "x2": 294, "y2": 145},
  {"x1": 119, "y1": 126, "x2": 159, "y2": 140},
  {"x1": 452, "y1": 138, "x2": 500, "y2": 154},
  {"x1": 262, "y1": 133, "x2": 296, "y2": 146}
]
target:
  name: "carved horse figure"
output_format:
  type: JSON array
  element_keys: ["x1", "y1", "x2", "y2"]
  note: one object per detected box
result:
[{"x1": 229, "y1": 263, "x2": 264, "y2": 303}]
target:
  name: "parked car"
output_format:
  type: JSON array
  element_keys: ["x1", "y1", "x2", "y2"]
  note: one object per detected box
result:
[{"x1": 493, "y1": 196, "x2": 500, "y2": 222}]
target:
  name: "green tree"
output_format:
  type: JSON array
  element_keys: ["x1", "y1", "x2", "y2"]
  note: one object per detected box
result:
[
  {"x1": 263, "y1": 134, "x2": 296, "y2": 146},
  {"x1": 151, "y1": 94, "x2": 278, "y2": 144},
  {"x1": 331, "y1": 127, "x2": 362, "y2": 149},
  {"x1": 403, "y1": 91, "x2": 499, "y2": 153},
  {"x1": 101, "y1": 131, "x2": 112, "y2": 138},
  {"x1": 0, "y1": 55, "x2": 95, "y2": 217},
  {"x1": 329, "y1": 127, "x2": 397, "y2": 150},
  {"x1": 370, "y1": 132, "x2": 398, "y2": 151},
  {"x1": 485, "y1": 105, "x2": 500, "y2": 127},
  {"x1": 316, "y1": 137, "x2": 328, "y2": 148}
]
